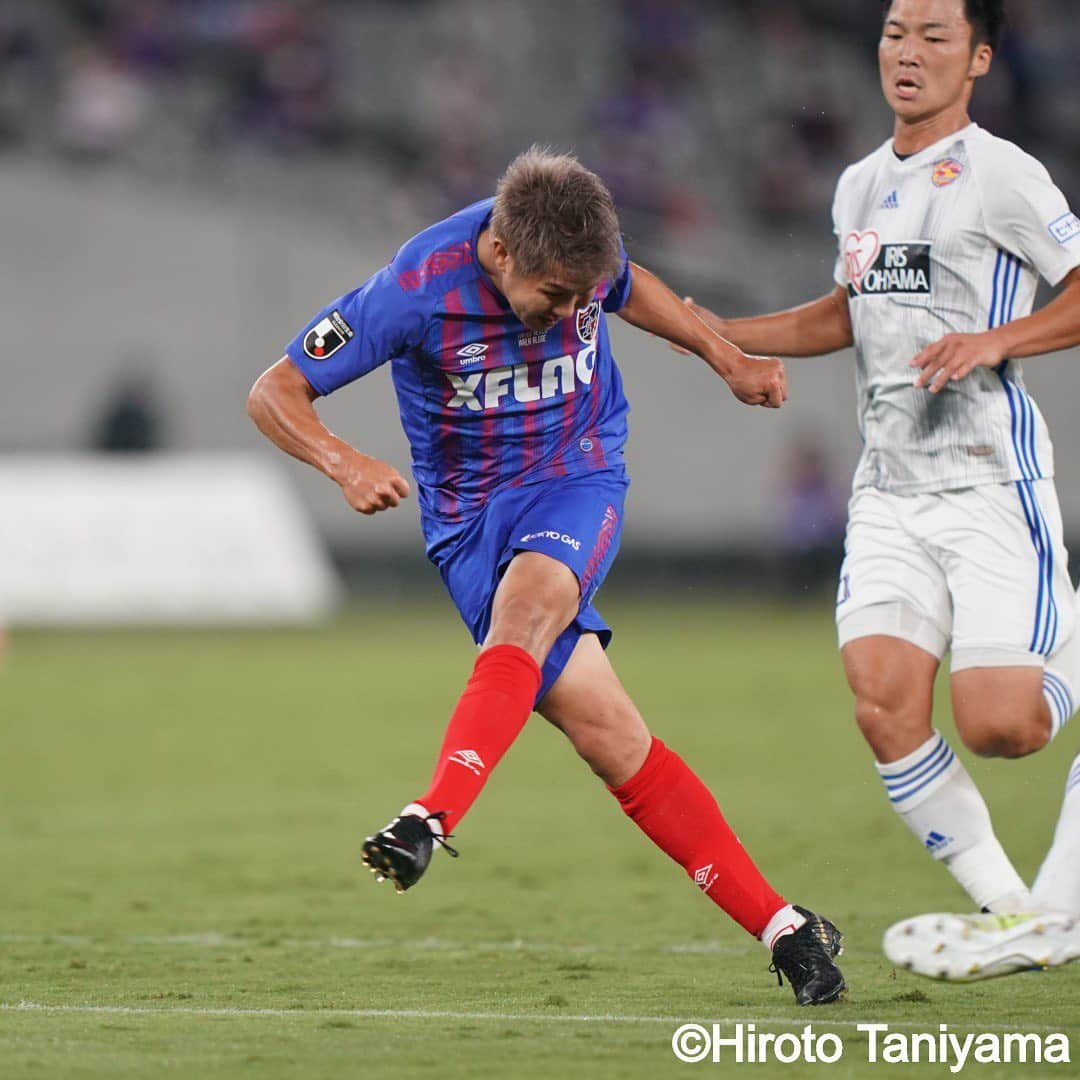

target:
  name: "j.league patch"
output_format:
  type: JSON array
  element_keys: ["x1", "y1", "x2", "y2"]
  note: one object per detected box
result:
[{"x1": 303, "y1": 310, "x2": 354, "y2": 360}]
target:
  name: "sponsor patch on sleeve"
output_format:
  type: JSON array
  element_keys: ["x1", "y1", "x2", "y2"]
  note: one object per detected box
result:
[
  {"x1": 1048, "y1": 212, "x2": 1080, "y2": 246},
  {"x1": 303, "y1": 310, "x2": 354, "y2": 360}
]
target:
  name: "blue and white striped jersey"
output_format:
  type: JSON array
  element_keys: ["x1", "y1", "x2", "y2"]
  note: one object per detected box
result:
[{"x1": 831, "y1": 123, "x2": 1080, "y2": 494}]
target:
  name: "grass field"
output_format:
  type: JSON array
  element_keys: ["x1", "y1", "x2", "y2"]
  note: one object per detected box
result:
[{"x1": 2, "y1": 598, "x2": 1078, "y2": 1078}]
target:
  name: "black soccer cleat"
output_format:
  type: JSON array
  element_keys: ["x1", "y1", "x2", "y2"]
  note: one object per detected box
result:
[
  {"x1": 360, "y1": 811, "x2": 458, "y2": 894},
  {"x1": 769, "y1": 906, "x2": 846, "y2": 1005}
]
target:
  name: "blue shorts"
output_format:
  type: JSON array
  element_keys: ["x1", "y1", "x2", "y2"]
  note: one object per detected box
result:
[{"x1": 430, "y1": 468, "x2": 629, "y2": 705}]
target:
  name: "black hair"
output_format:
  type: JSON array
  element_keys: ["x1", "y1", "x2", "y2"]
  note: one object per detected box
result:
[{"x1": 881, "y1": 0, "x2": 1005, "y2": 50}]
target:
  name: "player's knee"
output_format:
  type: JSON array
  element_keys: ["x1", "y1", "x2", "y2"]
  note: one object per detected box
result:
[
  {"x1": 959, "y1": 710, "x2": 1050, "y2": 759},
  {"x1": 853, "y1": 690, "x2": 908, "y2": 752},
  {"x1": 562, "y1": 709, "x2": 649, "y2": 787},
  {"x1": 574, "y1": 728, "x2": 649, "y2": 787},
  {"x1": 570, "y1": 728, "x2": 617, "y2": 780}
]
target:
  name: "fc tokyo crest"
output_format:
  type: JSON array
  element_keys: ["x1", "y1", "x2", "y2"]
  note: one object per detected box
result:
[
  {"x1": 576, "y1": 300, "x2": 600, "y2": 344},
  {"x1": 303, "y1": 310, "x2": 354, "y2": 361}
]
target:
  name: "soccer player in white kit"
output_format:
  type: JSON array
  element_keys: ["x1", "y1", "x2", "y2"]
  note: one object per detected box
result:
[{"x1": 687, "y1": 0, "x2": 1080, "y2": 977}]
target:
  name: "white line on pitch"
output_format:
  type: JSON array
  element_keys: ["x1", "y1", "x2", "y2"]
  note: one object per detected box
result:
[
  {"x1": 1, "y1": 1003, "x2": 1075, "y2": 1034},
  {"x1": 0, "y1": 933, "x2": 749, "y2": 956}
]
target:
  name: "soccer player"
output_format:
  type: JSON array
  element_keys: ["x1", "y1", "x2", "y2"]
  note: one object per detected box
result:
[
  {"x1": 246, "y1": 148, "x2": 846, "y2": 1004},
  {"x1": 884, "y1": 751, "x2": 1080, "y2": 980},
  {"x1": 684, "y1": 0, "x2": 1080, "y2": 929}
]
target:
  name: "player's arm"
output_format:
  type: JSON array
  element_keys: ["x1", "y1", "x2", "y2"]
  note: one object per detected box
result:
[
  {"x1": 916, "y1": 151, "x2": 1080, "y2": 392},
  {"x1": 682, "y1": 286, "x2": 854, "y2": 358},
  {"x1": 912, "y1": 266, "x2": 1080, "y2": 392},
  {"x1": 677, "y1": 165, "x2": 854, "y2": 360},
  {"x1": 618, "y1": 261, "x2": 788, "y2": 408},
  {"x1": 247, "y1": 358, "x2": 409, "y2": 515}
]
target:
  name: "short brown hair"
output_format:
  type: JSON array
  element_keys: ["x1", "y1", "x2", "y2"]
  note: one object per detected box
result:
[{"x1": 490, "y1": 147, "x2": 623, "y2": 283}]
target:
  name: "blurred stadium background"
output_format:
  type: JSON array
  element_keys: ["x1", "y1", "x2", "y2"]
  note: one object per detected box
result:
[{"x1": 3, "y1": 0, "x2": 1079, "y2": 621}]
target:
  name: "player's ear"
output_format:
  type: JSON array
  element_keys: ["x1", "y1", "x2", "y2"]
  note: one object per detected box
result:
[
  {"x1": 490, "y1": 235, "x2": 512, "y2": 275},
  {"x1": 969, "y1": 42, "x2": 992, "y2": 79}
]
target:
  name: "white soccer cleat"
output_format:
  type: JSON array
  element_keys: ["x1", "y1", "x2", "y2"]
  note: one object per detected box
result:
[{"x1": 883, "y1": 911, "x2": 1080, "y2": 982}]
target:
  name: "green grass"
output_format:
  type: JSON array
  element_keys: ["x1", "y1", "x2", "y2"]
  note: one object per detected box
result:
[{"x1": 1, "y1": 599, "x2": 1078, "y2": 1078}]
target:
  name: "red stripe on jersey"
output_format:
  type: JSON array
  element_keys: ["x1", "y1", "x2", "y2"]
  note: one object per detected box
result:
[
  {"x1": 511, "y1": 325, "x2": 549, "y2": 485},
  {"x1": 582, "y1": 332, "x2": 607, "y2": 471},
  {"x1": 398, "y1": 240, "x2": 473, "y2": 292},
  {"x1": 437, "y1": 288, "x2": 470, "y2": 519},
  {"x1": 473, "y1": 282, "x2": 505, "y2": 501},
  {"x1": 551, "y1": 316, "x2": 581, "y2": 477},
  {"x1": 516, "y1": 382, "x2": 541, "y2": 484}
]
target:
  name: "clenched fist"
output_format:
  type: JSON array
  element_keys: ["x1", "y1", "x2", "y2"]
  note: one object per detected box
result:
[
  {"x1": 332, "y1": 451, "x2": 411, "y2": 515},
  {"x1": 725, "y1": 354, "x2": 789, "y2": 409}
]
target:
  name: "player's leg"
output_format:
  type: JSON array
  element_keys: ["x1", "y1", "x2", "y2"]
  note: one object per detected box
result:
[
  {"x1": 838, "y1": 490, "x2": 1029, "y2": 912},
  {"x1": 410, "y1": 549, "x2": 579, "y2": 827},
  {"x1": 946, "y1": 479, "x2": 1078, "y2": 758},
  {"x1": 949, "y1": 605, "x2": 1080, "y2": 757},
  {"x1": 1028, "y1": 481, "x2": 1080, "y2": 740},
  {"x1": 1026, "y1": 525, "x2": 1080, "y2": 912},
  {"x1": 883, "y1": 750, "x2": 1080, "y2": 982},
  {"x1": 841, "y1": 633, "x2": 939, "y2": 762},
  {"x1": 538, "y1": 633, "x2": 845, "y2": 1005},
  {"x1": 882, "y1": 487, "x2": 1080, "y2": 980},
  {"x1": 362, "y1": 473, "x2": 626, "y2": 893},
  {"x1": 535, "y1": 631, "x2": 650, "y2": 787},
  {"x1": 950, "y1": 667, "x2": 1049, "y2": 758},
  {"x1": 537, "y1": 633, "x2": 789, "y2": 936},
  {"x1": 842, "y1": 632, "x2": 1030, "y2": 911},
  {"x1": 361, "y1": 551, "x2": 579, "y2": 891},
  {"x1": 1032, "y1": 753, "x2": 1080, "y2": 915}
]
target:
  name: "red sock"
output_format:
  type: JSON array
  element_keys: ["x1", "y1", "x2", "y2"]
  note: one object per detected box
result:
[
  {"x1": 417, "y1": 644, "x2": 542, "y2": 833},
  {"x1": 609, "y1": 737, "x2": 785, "y2": 937}
]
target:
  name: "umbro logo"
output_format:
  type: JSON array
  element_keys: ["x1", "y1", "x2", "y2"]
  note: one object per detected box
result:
[
  {"x1": 880, "y1": 190, "x2": 899, "y2": 210},
  {"x1": 457, "y1": 342, "x2": 488, "y2": 367},
  {"x1": 449, "y1": 749, "x2": 485, "y2": 776},
  {"x1": 693, "y1": 864, "x2": 719, "y2": 892},
  {"x1": 924, "y1": 830, "x2": 954, "y2": 854}
]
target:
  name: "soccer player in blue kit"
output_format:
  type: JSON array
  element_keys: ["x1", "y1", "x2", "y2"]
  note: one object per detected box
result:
[{"x1": 247, "y1": 148, "x2": 846, "y2": 1004}]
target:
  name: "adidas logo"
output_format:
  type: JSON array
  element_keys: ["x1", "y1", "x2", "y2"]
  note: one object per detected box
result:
[
  {"x1": 880, "y1": 190, "x2": 899, "y2": 210},
  {"x1": 448, "y1": 749, "x2": 485, "y2": 776},
  {"x1": 693, "y1": 864, "x2": 719, "y2": 892},
  {"x1": 924, "y1": 830, "x2": 954, "y2": 854}
]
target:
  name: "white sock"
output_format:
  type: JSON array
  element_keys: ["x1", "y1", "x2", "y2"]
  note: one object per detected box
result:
[
  {"x1": 400, "y1": 801, "x2": 443, "y2": 839},
  {"x1": 760, "y1": 904, "x2": 807, "y2": 951},
  {"x1": 876, "y1": 731, "x2": 1031, "y2": 912},
  {"x1": 1043, "y1": 591, "x2": 1080, "y2": 740},
  {"x1": 1031, "y1": 755, "x2": 1080, "y2": 915}
]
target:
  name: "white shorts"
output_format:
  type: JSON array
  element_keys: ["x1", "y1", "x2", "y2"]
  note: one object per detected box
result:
[{"x1": 836, "y1": 480, "x2": 1075, "y2": 671}]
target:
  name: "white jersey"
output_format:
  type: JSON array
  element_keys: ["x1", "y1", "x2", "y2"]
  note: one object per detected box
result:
[{"x1": 832, "y1": 123, "x2": 1080, "y2": 494}]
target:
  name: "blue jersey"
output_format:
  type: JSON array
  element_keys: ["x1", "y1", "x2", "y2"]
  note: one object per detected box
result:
[{"x1": 284, "y1": 198, "x2": 633, "y2": 553}]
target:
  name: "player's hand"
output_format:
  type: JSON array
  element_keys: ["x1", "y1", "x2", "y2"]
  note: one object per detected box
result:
[
  {"x1": 725, "y1": 353, "x2": 789, "y2": 409},
  {"x1": 333, "y1": 452, "x2": 410, "y2": 515},
  {"x1": 910, "y1": 332, "x2": 1008, "y2": 393}
]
